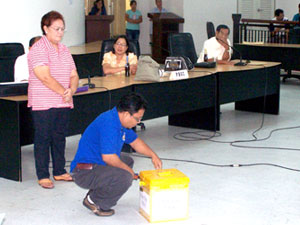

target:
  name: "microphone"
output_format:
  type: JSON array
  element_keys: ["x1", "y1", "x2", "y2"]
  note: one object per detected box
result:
[
  {"x1": 83, "y1": 75, "x2": 95, "y2": 89},
  {"x1": 216, "y1": 37, "x2": 248, "y2": 66}
]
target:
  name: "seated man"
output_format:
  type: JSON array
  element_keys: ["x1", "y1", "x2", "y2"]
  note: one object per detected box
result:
[
  {"x1": 197, "y1": 24, "x2": 233, "y2": 64},
  {"x1": 14, "y1": 36, "x2": 41, "y2": 82},
  {"x1": 271, "y1": 8, "x2": 289, "y2": 42},
  {"x1": 273, "y1": 8, "x2": 288, "y2": 22},
  {"x1": 292, "y1": 3, "x2": 300, "y2": 23},
  {"x1": 70, "y1": 93, "x2": 162, "y2": 217}
]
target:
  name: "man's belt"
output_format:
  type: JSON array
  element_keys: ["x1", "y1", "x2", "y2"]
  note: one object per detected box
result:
[{"x1": 75, "y1": 163, "x2": 93, "y2": 170}]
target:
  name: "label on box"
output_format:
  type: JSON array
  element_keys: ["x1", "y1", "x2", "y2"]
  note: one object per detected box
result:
[
  {"x1": 140, "y1": 189, "x2": 150, "y2": 215},
  {"x1": 151, "y1": 189, "x2": 188, "y2": 220}
]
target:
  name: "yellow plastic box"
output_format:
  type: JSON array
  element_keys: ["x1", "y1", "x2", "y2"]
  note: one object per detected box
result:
[{"x1": 139, "y1": 168, "x2": 190, "y2": 223}]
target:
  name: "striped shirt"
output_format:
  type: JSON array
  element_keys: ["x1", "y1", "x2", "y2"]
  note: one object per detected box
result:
[
  {"x1": 102, "y1": 51, "x2": 137, "y2": 75},
  {"x1": 27, "y1": 36, "x2": 76, "y2": 110}
]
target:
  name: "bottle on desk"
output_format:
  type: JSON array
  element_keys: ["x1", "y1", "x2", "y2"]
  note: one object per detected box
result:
[
  {"x1": 203, "y1": 49, "x2": 208, "y2": 62},
  {"x1": 125, "y1": 55, "x2": 130, "y2": 77}
]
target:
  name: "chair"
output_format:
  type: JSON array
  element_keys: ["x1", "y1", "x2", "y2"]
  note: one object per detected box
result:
[
  {"x1": 0, "y1": 43, "x2": 24, "y2": 57},
  {"x1": 0, "y1": 57, "x2": 19, "y2": 82},
  {"x1": 99, "y1": 39, "x2": 140, "y2": 76},
  {"x1": 281, "y1": 27, "x2": 300, "y2": 82},
  {"x1": 0, "y1": 43, "x2": 25, "y2": 83},
  {"x1": 206, "y1": 22, "x2": 216, "y2": 39},
  {"x1": 168, "y1": 33, "x2": 198, "y2": 64}
]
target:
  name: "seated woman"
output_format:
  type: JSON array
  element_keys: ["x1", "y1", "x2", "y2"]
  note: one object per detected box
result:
[
  {"x1": 89, "y1": 0, "x2": 107, "y2": 15},
  {"x1": 102, "y1": 35, "x2": 138, "y2": 75}
]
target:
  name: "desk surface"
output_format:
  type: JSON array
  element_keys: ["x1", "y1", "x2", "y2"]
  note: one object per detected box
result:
[
  {"x1": 69, "y1": 41, "x2": 102, "y2": 55},
  {"x1": 191, "y1": 60, "x2": 280, "y2": 73},
  {"x1": 0, "y1": 61, "x2": 280, "y2": 102},
  {"x1": 236, "y1": 43, "x2": 300, "y2": 48}
]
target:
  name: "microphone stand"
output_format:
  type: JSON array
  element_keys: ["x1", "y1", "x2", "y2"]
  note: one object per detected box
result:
[
  {"x1": 216, "y1": 38, "x2": 247, "y2": 66},
  {"x1": 83, "y1": 75, "x2": 95, "y2": 89}
]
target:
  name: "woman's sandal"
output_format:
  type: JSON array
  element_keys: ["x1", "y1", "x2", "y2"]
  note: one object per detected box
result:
[
  {"x1": 53, "y1": 173, "x2": 73, "y2": 181},
  {"x1": 38, "y1": 178, "x2": 54, "y2": 189}
]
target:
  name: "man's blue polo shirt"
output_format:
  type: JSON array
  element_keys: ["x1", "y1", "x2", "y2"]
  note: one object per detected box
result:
[{"x1": 70, "y1": 107, "x2": 137, "y2": 172}]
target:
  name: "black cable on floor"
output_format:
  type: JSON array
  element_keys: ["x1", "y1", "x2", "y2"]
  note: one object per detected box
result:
[{"x1": 132, "y1": 154, "x2": 300, "y2": 172}]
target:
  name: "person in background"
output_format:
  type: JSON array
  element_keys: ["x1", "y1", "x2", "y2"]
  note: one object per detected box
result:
[
  {"x1": 102, "y1": 35, "x2": 138, "y2": 75},
  {"x1": 292, "y1": 3, "x2": 300, "y2": 22},
  {"x1": 149, "y1": 0, "x2": 168, "y2": 42},
  {"x1": 70, "y1": 93, "x2": 162, "y2": 216},
  {"x1": 14, "y1": 36, "x2": 41, "y2": 82},
  {"x1": 89, "y1": 0, "x2": 107, "y2": 16},
  {"x1": 197, "y1": 24, "x2": 233, "y2": 64},
  {"x1": 272, "y1": 9, "x2": 288, "y2": 22},
  {"x1": 27, "y1": 11, "x2": 79, "y2": 189},
  {"x1": 125, "y1": 0, "x2": 143, "y2": 41},
  {"x1": 150, "y1": 0, "x2": 167, "y2": 13},
  {"x1": 272, "y1": 9, "x2": 289, "y2": 42}
]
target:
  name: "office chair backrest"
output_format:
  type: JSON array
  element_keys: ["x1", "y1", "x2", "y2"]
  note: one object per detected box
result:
[
  {"x1": 0, "y1": 43, "x2": 25, "y2": 57},
  {"x1": 0, "y1": 43, "x2": 25, "y2": 83},
  {"x1": 168, "y1": 33, "x2": 198, "y2": 64},
  {"x1": 288, "y1": 27, "x2": 300, "y2": 44},
  {"x1": 99, "y1": 39, "x2": 140, "y2": 76},
  {"x1": 207, "y1": 22, "x2": 216, "y2": 39},
  {"x1": 0, "y1": 56, "x2": 18, "y2": 82}
]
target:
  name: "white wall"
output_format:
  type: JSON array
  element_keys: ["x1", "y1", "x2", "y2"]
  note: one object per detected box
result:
[
  {"x1": 183, "y1": 0, "x2": 237, "y2": 54},
  {"x1": 0, "y1": 0, "x2": 85, "y2": 52}
]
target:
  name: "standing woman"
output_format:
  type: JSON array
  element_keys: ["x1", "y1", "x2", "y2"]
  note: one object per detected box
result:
[
  {"x1": 28, "y1": 11, "x2": 79, "y2": 189},
  {"x1": 125, "y1": 0, "x2": 143, "y2": 41},
  {"x1": 89, "y1": 0, "x2": 107, "y2": 15}
]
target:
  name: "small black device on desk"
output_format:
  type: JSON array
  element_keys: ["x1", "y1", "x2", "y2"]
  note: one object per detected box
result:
[{"x1": 194, "y1": 61, "x2": 216, "y2": 68}]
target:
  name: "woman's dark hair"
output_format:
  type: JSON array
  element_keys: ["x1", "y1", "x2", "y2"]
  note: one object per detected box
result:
[
  {"x1": 117, "y1": 93, "x2": 147, "y2": 115},
  {"x1": 216, "y1": 24, "x2": 230, "y2": 35},
  {"x1": 112, "y1": 35, "x2": 130, "y2": 54},
  {"x1": 130, "y1": 0, "x2": 137, "y2": 6},
  {"x1": 41, "y1": 11, "x2": 65, "y2": 35},
  {"x1": 94, "y1": 0, "x2": 105, "y2": 10}
]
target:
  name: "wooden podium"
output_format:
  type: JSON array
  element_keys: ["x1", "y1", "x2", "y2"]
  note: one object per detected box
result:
[
  {"x1": 148, "y1": 13, "x2": 184, "y2": 63},
  {"x1": 85, "y1": 15, "x2": 114, "y2": 43}
]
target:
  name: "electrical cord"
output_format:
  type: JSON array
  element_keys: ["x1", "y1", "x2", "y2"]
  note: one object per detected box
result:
[
  {"x1": 131, "y1": 153, "x2": 300, "y2": 172},
  {"x1": 94, "y1": 86, "x2": 112, "y2": 109},
  {"x1": 168, "y1": 65, "x2": 300, "y2": 171}
]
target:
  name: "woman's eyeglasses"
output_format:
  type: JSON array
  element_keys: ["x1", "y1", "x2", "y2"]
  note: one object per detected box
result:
[
  {"x1": 49, "y1": 26, "x2": 66, "y2": 32},
  {"x1": 115, "y1": 42, "x2": 127, "y2": 47}
]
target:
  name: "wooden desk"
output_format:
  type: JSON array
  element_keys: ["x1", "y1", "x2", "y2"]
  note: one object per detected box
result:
[
  {"x1": 0, "y1": 61, "x2": 281, "y2": 181},
  {"x1": 234, "y1": 43, "x2": 300, "y2": 79},
  {"x1": 69, "y1": 41, "x2": 102, "y2": 79}
]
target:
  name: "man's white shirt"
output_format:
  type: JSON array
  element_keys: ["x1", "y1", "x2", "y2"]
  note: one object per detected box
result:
[
  {"x1": 14, "y1": 53, "x2": 29, "y2": 82},
  {"x1": 197, "y1": 37, "x2": 232, "y2": 63}
]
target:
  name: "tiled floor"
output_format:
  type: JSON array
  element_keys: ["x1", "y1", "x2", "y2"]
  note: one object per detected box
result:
[{"x1": 1, "y1": 79, "x2": 300, "y2": 225}]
